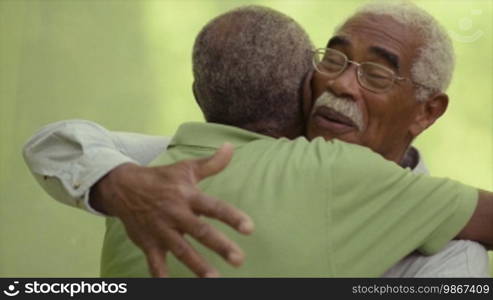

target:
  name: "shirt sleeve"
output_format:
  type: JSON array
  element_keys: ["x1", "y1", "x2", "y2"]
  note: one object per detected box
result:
[
  {"x1": 325, "y1": 140, "x2": 478, "y2": 273},
  {"x1": 382, "y1": 240, "x2": 490, "y2": 277},
  {"x1": 22, "y1": 119, "x2": 170, "y2": 216}
]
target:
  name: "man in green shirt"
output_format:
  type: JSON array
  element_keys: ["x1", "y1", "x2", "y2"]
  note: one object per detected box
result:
[
  {"x1": 23, "y1": 3, "x2": 493, "y2": 277},
  {"x1": 97, "y1": 6, "x2": 489, "y2": 277}
]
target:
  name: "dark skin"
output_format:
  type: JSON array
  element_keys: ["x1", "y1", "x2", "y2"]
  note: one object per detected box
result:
[
  {"x1": 90, "y1": 14, "x2": 492, "y2": 278},
  {"x1": 303, "y1": 14, "x2": 492, "y2": 249},
  {"x1": 91, "y1": 144, "x2": 255, "y2": 277},
  {"x1": 306, "y1": 14, "x2": 448, "y2": 164}
]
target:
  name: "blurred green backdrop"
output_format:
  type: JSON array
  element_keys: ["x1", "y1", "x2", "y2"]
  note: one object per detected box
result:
[{"x1": 0, "y1": 0, "x2": 491, "y2": 277}]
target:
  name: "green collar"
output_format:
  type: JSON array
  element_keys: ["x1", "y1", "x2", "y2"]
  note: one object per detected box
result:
[{"x1": 169, "y1": 122, "x2": 274, "y2": 150}]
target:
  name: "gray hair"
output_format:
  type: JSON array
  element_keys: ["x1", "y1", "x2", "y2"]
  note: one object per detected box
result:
[
  {"x1": 192, "y1": 6, "x2": 314, "y2": 135},
  {"x1": 348, "y1": 0, "x2": 455, "y2": 101}
]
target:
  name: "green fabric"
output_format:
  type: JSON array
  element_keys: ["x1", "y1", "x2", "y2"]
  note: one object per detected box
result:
[{"x1": 101, "y1": 122, "x2": 478, "y2": 277}]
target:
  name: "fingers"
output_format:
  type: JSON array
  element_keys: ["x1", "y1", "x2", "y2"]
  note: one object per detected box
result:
[
  {"x1": 192, "y1": 194, "x2": 254, "y2": 235},
  {"x1": 193, "y1": 143, "x2": 234, "y2": 180},
  {"x1": 177, "y1": 210, "x2": 246, "y2": 267},
  {"x1": 145, "y1": 247, "x2": 168, "y2": 278},
  {"x1": 161, "y1": 228, "x2": 219, "y2": 278}
]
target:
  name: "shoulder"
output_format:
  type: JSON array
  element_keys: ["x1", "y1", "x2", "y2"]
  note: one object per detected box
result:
[
  {"x1": 383, "y1": 241, "x2": 490, "y2": 277},
  {"x1": 242, "y1": 136, "x2": 402, "y2": 177},
  {"x1": 244, "y1": 136, "x2": 380, "y2": 164}
]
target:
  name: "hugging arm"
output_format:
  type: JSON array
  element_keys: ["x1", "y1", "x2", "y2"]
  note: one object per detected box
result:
[
  {"x1": 22, "y1": 120, "x2": 169, "y2": 214},
  {"x1": 328, "y1": 142, "x2": 493, "y2": 274},
  {"x1": 23, "y1": 120, "x2": 254, "y2": 277},
  {"x1": 457, "y1": 190, "x2": 493, "y2": 250}
]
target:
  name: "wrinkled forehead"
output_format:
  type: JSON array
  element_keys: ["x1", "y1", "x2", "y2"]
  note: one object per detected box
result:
[{"x1": 331, "y1": 13, "x2": 423, "y2": 72}]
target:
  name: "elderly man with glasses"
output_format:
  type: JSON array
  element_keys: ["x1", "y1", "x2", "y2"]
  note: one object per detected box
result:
[
  {"x1": 24, "y1": 2, "x2": 490, "y2": 277},
  {"x1": 306, "y1": 5, "x2": 490, "y2": 276}
]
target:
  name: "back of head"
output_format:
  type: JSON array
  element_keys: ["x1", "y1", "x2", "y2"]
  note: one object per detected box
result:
[{"x1": 192, "y1": 6, "x2": 314, "y2": 137}]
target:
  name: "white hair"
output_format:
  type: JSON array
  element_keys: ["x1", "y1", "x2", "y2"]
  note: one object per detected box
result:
[{"x1": 347, "y1": 0, "x2": 455, "y2": 101}]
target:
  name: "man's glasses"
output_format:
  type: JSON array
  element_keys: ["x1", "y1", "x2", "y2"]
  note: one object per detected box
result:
[{"x1": 313, "y1": 48, "x2": 413, "y2": 93}]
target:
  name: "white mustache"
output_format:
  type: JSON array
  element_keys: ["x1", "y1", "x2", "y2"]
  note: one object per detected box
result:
[{"x1": 312, "y1": 92, "x2": 364, "y2": 131}]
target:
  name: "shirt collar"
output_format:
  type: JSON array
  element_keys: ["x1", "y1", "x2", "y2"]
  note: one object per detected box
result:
[
  {"x1": 402, "y1": 146, "x2": 429, "y2": 175},
  {"x1": 170, "y1": 123, "x2": 430, "y2": 175},
  {"x1": 169, "y1": 122, "x2": 274, "y2": 150}
]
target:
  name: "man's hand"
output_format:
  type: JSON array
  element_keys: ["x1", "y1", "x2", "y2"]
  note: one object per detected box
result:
[{"x1": 90, "y1": 143, "x2": 254, "y2": 277}]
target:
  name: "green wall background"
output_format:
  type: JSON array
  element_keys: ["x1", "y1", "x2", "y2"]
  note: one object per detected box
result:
[{"x1": 1, "y1": 0, "x2": 491, "y2": 277}]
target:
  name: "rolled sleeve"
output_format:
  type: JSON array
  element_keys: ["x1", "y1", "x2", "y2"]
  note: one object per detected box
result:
[{"x1": 23, "y1": 120, "x2": 169, "y2": 216}]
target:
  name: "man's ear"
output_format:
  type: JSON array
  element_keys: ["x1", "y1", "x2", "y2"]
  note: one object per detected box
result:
[
  {"x1": 409, "y1": 92, "x2": 449, "y2": 137},
  {"x1": 302, "y1": 70, "x2": 314, "y2": 120}
]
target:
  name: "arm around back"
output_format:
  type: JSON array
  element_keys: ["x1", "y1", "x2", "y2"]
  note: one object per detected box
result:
[
  {"x1": 323, "y1": 139, "x2": 481, "y2": 274},
  {"x1": 457, "y1": 190, "x2": 493, "y2": 249},
  {"x1": 22, "y1": 119, "x2": 169, "y2": 215}
]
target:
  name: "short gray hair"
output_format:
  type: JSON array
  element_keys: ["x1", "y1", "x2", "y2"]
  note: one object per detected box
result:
[
  {"x1": 350, "y1": 0, "x2": 455, "y2": 101},
  {"x1": 192, "y1": 6, "x2": 314, "y2": 134}
]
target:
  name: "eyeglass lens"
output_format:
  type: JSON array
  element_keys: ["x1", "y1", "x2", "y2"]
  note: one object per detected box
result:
[{"x1": 314, "y1": 49, "x2": 396, "y2": 92}]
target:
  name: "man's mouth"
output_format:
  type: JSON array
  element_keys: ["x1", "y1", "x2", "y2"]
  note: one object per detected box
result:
[{"x1": 312, "y1": 106, "x2": 358, "y2": 134}]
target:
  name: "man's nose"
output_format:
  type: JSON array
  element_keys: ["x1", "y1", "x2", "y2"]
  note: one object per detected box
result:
[{"x1": 326, "y1": 64, "x2": 360, "y2": 100}]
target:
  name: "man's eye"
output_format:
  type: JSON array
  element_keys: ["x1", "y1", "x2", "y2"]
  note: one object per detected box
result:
[
  {"x1": 324, "y1": 57, "x2": 344, "y2": 66},
  {"x1": 362, "y1": 65, "x2": 392, "y2": 80},
  {"x1": 363, "y1": 70, "x2": 393, "y2": 88},
  {"x1": 320, "y1": 58, "x2": 344, "y2": 72},
  {"x1": 366, "y1": 72, "x2": 388, "y2": 80}
]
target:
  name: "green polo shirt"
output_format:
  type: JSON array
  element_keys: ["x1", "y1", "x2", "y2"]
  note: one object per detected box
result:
[{"x1": 101, "y1": 122, "x2": 477, "y2": 277}]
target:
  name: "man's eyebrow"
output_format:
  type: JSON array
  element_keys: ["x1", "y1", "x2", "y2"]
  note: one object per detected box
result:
[
  {"x1": 369, "y1": 46, "x2": 400, "y2": 71},
  {"x1": 326, "y1": 36, "x2": 350, "y2": 48}
]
